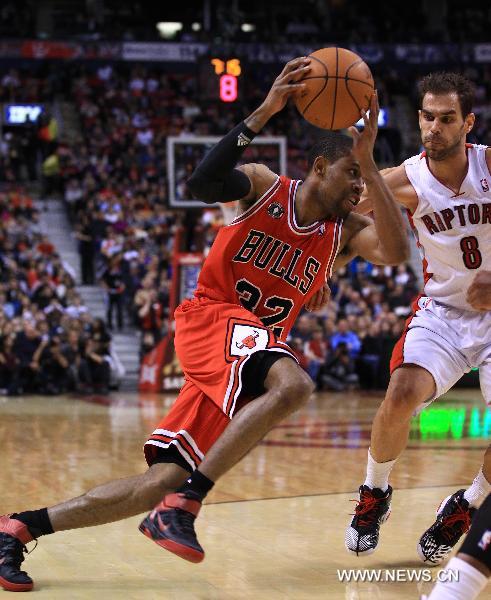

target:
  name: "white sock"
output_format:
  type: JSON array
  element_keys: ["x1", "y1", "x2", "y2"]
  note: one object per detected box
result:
[
  {"x1": 426, "y1": 556, "x2": 489, "y2": 600},
  {"x1": 363, "y1": 449, "x2": 397, "y2": 492},
  {"x1": 464, "y1": 468, "x2": 491, "y2": 509}
]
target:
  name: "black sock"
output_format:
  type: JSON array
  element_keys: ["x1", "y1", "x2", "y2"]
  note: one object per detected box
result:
[
  {"x1": 177, "y1": 470, "x2": 214, "y2": 500},
  {"x1": 11, "y1": 508, "x2": 54, "y2": 538}
]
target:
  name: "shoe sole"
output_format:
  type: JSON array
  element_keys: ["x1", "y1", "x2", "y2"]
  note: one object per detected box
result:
[
  {"x1": 0, "y1": 574, "x2": 33, "y2": 592},
  {"x1": 139, "y1": 523, "x2": 204, "y2": 563},
  {"x1": 345, "y1": 508, "x2": 391, "y2": 556},
  {"x1": 416, "y1": 542, "x2": 445, "y2": 565},
  {"x1": 345, "y1": 546, "x2": 376, "y2": 556}
]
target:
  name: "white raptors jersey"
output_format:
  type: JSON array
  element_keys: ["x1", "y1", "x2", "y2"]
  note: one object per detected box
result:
[{"x1": 404, "y1": 144, "x2": 491, "y2": 311}]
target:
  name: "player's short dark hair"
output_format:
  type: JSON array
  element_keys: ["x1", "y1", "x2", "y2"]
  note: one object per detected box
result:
[
  {"x1": 418, "y1": 72, "x2": 475, "y2": 118},
  {"x1": 307, "y1": 131, "x2": 353, "y2": 170}
]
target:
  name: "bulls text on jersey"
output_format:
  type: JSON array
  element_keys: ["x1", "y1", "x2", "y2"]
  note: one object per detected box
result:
[{"x1": 232, "y1": 229, "x2": 321, "y2": 295}]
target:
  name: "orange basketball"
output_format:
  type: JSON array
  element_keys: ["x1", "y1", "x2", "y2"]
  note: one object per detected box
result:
[{"x1": 295, "y1": 47, "x2": 374, "y2": 130}]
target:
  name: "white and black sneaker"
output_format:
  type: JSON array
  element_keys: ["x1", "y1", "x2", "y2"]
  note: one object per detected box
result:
[
  {"x1": 417, "y1": 489, "x2": 475, "y2": 565},
  {"x1": 345, "y1": 485, "x2": 392, "y2": 555}
]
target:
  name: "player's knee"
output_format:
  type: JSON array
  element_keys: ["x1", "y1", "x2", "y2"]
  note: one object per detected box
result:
[
  {"x1": 383, "y1": 378, "x2": 424, "y2": 418},
  {"x1": 142, "y1": 463, "x2": 188, "y2": 496},
  {"x1": 277, "y1": 369, "x2": 315, "y2": 412}
]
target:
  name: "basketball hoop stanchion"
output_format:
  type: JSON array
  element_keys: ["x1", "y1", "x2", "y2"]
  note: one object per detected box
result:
[{"x1": 138, "y1": 226, "x2": 204, "y2": 392}]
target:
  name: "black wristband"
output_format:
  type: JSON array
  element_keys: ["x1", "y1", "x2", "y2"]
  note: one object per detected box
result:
[
  {"x1": 236, "y1": 123, "x2": 257, "y2": 147},
  {"x1": 187, "y1": 121, "x2": 258, "y2": 203}
]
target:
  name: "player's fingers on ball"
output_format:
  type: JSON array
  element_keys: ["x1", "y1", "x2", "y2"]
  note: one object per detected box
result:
[
  {"x1": 290, "y1": 83, "x2": 308, "y2": 96},
  {"x1": 285, "y1": 69, "x2": 309, "y2": 84},
  {"x1": 285, "y1": 57, "x2": 309, "y2": 72},
  {"x1": 283, "y1": 66, "x2": 310, "y2": 84},
  {"x1": 370, "y1": 90, "x2": 379, "y2": 112},
  {"x1": 348, "y1": 125, "x2": 359, "y2": 139}
]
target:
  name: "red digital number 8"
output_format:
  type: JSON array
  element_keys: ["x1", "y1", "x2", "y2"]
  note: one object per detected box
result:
[{"x1": 220, "y1": 74, "x2": 237, "y2": 102}]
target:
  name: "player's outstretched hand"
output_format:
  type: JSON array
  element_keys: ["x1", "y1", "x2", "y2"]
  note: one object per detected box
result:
[
  {"x1": 348, "y1": 91, "x2": 379, "y2": 173},
  {"x1": 466, "y1": 270, "x2": 491, "y2": 311},
  {"x1": 260, "y1": 57, "x2": 311, "y2": 116},
  {"x1": 304, "y1": 283, "x2": 331, "y2": 312}
]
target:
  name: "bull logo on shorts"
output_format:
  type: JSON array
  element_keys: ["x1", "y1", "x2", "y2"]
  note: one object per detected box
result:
[
  {"x1": 478, "y1": 529, "x2": 491, "y2": 551},
  {"x1": 236, "y1": 330, "x2": 259, "y2": 350}
]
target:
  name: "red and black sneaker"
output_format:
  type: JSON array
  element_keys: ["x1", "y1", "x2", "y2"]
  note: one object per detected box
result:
[
  {"x1": 345, "y1": 485, "x2": 392, "y2": 555},
  {"x1": 139, "y1": 492, "x2": 204, "y2": 563},
  {"x1": 417, "y1": 489, "x2": 476, "y2": 565},
  {"x1": 0, "y1": 515, "x2": 35, "y2": 592}
]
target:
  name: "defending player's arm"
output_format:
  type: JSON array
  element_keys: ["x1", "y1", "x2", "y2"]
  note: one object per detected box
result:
[
  {"x1": 187, "y1": 57, "x2": 311, "y2": 208},
  {"x1": 334, "y1": 94, "x2": 410, "y2": 268},
  {"x1": 354, "y1": 164, "x2": 418, "y2": 215}
]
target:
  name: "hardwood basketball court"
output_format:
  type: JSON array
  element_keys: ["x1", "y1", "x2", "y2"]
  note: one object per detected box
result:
[{"x1": 1, "y1": 388, "x2": 488, "y2": 598}]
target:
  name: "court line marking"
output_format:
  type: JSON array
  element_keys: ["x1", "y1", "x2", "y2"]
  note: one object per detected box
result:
[{"x1": 207, "y1": 482, "x2": 472, "y2": 506}]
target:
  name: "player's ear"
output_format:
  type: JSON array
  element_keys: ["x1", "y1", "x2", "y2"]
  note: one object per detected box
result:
[
  {"x1": 313, "y1": 156, "x2": 329, "y2": 177},
  {"x1": 465, "y1": 112, "x2": 475, "y2": 134}
]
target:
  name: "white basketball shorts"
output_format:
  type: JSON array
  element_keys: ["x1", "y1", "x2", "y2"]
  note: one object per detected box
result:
[{"x1": 390, "y1": 296, "x2": 491, "y2": 406}]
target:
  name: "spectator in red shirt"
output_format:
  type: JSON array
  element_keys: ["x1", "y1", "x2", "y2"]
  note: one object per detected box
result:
[{"x1": 304, "y1": 327, "x2": 329, "y2": 385}]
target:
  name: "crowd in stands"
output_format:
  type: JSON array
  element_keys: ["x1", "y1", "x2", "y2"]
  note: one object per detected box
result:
[
  {"x1": 2, "y1": 0, "x2": 483, "y2": 45},
  {"x1": 0, "y1": 187, "x2": 113, "y2": 395},
  {"x1": 8, "y1": 58, "x2": 482, "y2": 390},
  {"x1": 0, "y1": 1, "x2": 489, "y2": 46},
  {"x1": 47, "y1": 59, "x2": 420, "y2": 388},
  {"x1": 2, "y1": 50, "x2": 491, "y2": 391},
  {"x1": 0, "y1": 1, "x2": 34, "y2": 39}
]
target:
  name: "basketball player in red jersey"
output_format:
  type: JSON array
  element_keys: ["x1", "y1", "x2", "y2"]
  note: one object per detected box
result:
[
  {"x1": 346, "y1": 73, "x2": 491, "y2": 564},
  {"x1": 0, "y1": 57, "x2": 409, "y2": 591}
]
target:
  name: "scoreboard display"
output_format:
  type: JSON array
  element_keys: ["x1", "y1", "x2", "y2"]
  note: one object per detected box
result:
[{"x1": 199, "y1": 57, "x2": 244, "y2": 103}]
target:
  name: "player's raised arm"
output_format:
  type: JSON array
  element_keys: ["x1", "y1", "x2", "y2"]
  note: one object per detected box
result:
[
  {"x1": 187, "y1": 57, "x2": 311, "y2": 206},
  {"x1": 341, "y1": 93, "x2": 410, "y2": 265}
]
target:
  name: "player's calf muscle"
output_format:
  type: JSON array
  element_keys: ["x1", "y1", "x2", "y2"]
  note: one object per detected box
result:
[{"x1": 49, "y1": 465, "x2": 188, "y2": 529}]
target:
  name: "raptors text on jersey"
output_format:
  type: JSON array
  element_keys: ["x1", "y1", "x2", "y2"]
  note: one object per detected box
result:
[{"x1": 404, "y1": 144, "x2": 491, "y2": 310}]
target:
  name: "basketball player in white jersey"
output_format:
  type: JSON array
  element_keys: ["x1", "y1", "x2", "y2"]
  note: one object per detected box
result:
[{"x1": 344, "y1": 72, "x2": 491, "y2": 564}]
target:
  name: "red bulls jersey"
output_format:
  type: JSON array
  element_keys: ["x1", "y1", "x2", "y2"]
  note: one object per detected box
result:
[{"x1": 195, "y1": 176, "x2": 343, "y2": 340}]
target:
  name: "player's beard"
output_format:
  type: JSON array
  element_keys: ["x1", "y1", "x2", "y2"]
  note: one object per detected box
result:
[
  {"x1": 334, "y1": 193, "x2": 353, "y2": 219},
  {"x1": 423, "y1": 129, "x2": 465, "y2": 161}
]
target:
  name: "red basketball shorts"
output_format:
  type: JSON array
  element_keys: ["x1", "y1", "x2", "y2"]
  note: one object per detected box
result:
[{"x1": 144, "y1": 297, "x2": 297, "y2": 471}]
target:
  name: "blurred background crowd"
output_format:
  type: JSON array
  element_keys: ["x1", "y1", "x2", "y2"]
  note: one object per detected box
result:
[
  {"x1": 0, "y1": 0, "x2": 489, "y2": 394},
  {"x1": 0, "y1": 0, "x2": 489, "y2": 44},
  {"x1": 0, "y1": 189, "x2": 114, "y2": 395}
]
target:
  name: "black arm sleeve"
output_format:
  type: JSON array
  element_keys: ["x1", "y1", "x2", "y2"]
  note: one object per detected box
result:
[{"x1": 187, "y1": 121, "x2": 257, "y2": 204}]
